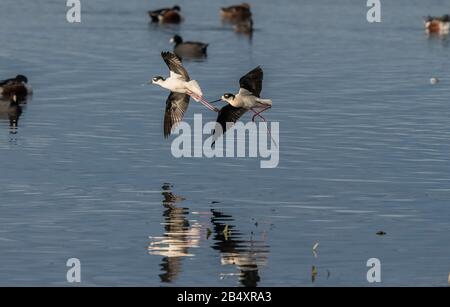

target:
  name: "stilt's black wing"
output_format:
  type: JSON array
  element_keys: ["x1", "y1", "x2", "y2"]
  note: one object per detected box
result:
[
  {"x1": 239, "y1": 66, "x2": 263, "y2": 97},
  {"x1": 164, "y1": 92, "x2": 190, "y2": 138},
  {"x1": 161, "y1": 51, "x2": 190, "y2": 81},
  {"x1": 212, "y1": 104, "x2": 248, "y2": 146}
]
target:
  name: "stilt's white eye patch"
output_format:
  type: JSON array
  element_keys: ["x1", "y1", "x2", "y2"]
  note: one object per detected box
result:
[{"x1": 223, "y1": 93, "x2": 234, "y2": 99}]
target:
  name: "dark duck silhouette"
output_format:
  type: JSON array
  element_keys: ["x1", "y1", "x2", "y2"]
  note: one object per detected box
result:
[{"x1": 170, "y1": 35, "x2": 208, "y2": 59}]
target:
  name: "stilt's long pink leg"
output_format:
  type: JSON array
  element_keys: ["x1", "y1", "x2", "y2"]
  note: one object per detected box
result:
[
  {"x1": 187, "y1": 91, "x2": 219, "y2": 112},
  {"x1": 250, "y1": 108, "x2": 267, "y2": 122},
  {"x1": 200, "y1": 97, "x2": 220, "y2": 112},
  {"x1": 250, "y1": 107, "x2": 278, "y2": 148},
  {"x1": 252, "y1": 106, "x2": 272, "y2": 122}
]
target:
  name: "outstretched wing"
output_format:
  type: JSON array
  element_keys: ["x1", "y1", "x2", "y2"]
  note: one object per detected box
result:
[
  {"x1": 239, "y1": 66, "x2": 263, "y2": 97},
  {"x1": 164, "y1": 92, "x2": 190, "y2": 138},
  {"x1": 161, "y1": 51, "x2": 190, "y2": 81},
  {"x1": 212, "y1": 104, "x2": 248, "y2": 145}
]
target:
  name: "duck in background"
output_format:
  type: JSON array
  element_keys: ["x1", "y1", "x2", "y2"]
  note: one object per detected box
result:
[
  {"x1": 148, "y1": 5, "x2": 182, "y2": 24},
  {"x1": 170, "y1": 35, "x2": 208, "y2": 59},
  {"x1": 424, "y1": 14, "x2": 450, "y2": 35},
  {"x1": 0, "y1": 74, "x2": 32, "y2": 101},
  {"x1": 220, "y1": 3, "x2": 252, "y2": 23}
]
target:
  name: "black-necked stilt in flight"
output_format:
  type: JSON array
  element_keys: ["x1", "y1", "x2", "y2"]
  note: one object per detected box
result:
[
  {"x1": 151, "y1": 51, "x2": 219, "y2": 137},
  {"x1": 211, "y1": 66, "x2": 273, "y2": 144}
]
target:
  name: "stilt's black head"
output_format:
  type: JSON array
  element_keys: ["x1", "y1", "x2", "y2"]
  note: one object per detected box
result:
[
  {"x1": 223, "y1": 93, "x2": 235, "y2": 99},
  {"x1": 442, "y1": 14, "x2": 450, "y2": 22},
  {"x1": 221, "y1": 93, "x2": 235, "y2": 104},
  {"x1": 151, "y1": 76, "x2": 165, "y2": 85}
]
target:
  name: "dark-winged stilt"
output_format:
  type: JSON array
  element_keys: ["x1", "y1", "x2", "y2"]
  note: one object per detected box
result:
[
  {"x1": 211, "y1": 66, "x2": 275, "y2": 146},
  {"x1": 151, "y1": 52, "x2": 219, "y2": 137}
]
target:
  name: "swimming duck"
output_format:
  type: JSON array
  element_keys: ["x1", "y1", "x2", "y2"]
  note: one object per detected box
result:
[
  {"x1": 424, "y1": 14, "x2": 450, "y2": 34},
  {"x1": 170, "y1": 35, "x2": 208, "y2": 58},
  {"x1": 0, "y1": 74, "x2": 32, "y2": 100},
  {"x1": 148, "y1": 5, "x2": 182, "y2": 24},
  {"x1": 220, "y1": 3, "x2": 252, "y2": 23}
]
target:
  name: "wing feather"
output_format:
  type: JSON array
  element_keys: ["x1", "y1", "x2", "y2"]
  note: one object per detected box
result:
[
  {"x1": 239, "y1": 66, "x2": 263, "y2": 97},
  {"x1": 212, "y1": 104, "x2": 248, "y2": 145},
  {"x1": 161, "y1": 51, "x2": 190, "y2": 81},
  {"x1": 164, "y1": 92, "x2": 190, "y2": 138}
]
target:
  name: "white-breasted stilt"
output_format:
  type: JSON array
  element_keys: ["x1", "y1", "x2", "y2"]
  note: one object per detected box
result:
[
  {"x1": 151, "y1": 51, "x2": 219, "y2": 137},
  {"x1": 211, "y1": 66, "x2": 275, "y2": 146}
]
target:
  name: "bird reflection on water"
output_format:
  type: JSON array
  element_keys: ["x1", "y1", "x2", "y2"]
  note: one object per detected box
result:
[
  {"x1": 148, "y1": 184, "x2": 201, "y2": 283},
  {"x1": 0, "y1": 96, "x2": 25, "y2": 134},
  {"x1": 210, "y1": 209, "x2": 269, "y2": 287},
  {"x1": 148, "y1": 185, "x2": 269, "y2": 286}
]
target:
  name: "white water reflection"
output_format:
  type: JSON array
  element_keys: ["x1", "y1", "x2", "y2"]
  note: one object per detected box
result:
[{"x1": 148, "y1": 184, "x2": 201, "y2": 282}]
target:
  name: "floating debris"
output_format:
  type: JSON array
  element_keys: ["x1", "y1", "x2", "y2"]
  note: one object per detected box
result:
[
  {"x1": 211, "y1": 201, "x2": 220, "y2": 204},
  {"x1": 223, "y1": 224, "x2": 231, "y2": 240},
  {"x1": 312, "y1": 265, "x2": 318, "y2": 283},
  {"x1": 313, "y1": 242, "x2": 319, "y2": 251},
  {"x1": 223, "y1": 225, "x2": 229, "y2": 234},
  {"x1": 312, "y1": 242, "x2": 319, "y2": 258},
  {"x1": 430, "y1": 77, "x2": 439, "y2": 85},
  {"x1": 376, "y1": 231, "x2": 387, "y2": 236}
]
